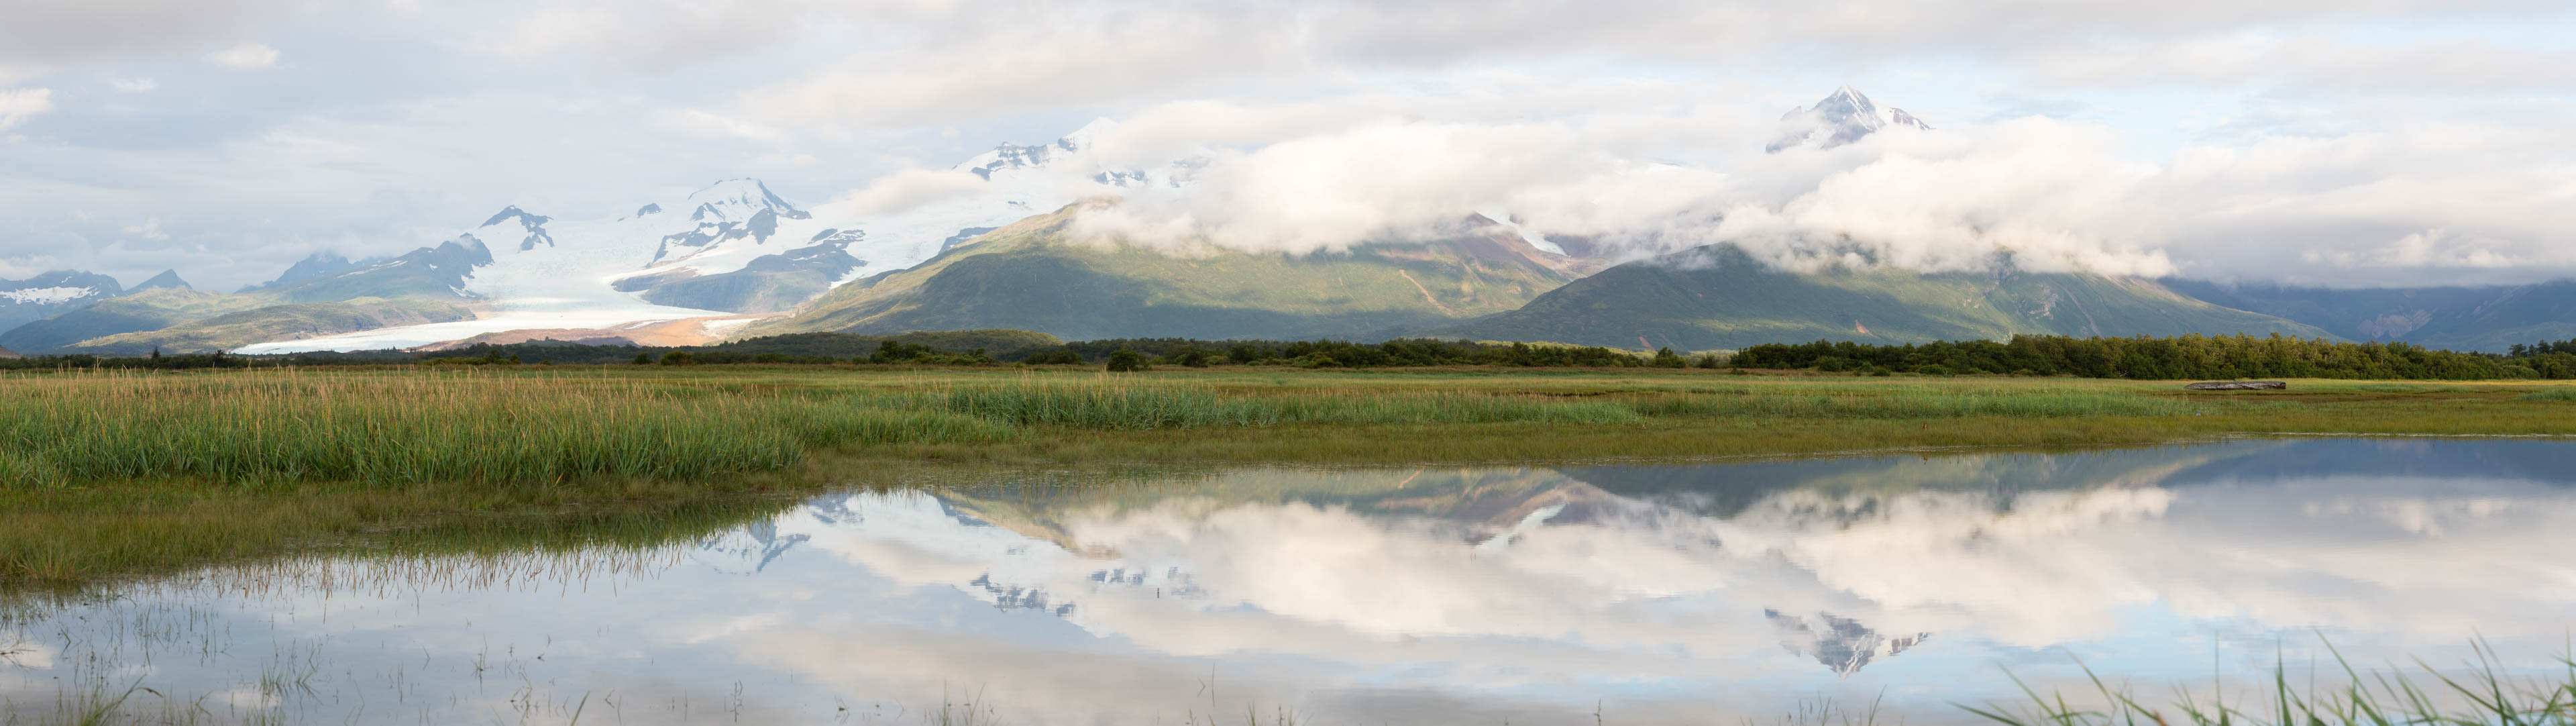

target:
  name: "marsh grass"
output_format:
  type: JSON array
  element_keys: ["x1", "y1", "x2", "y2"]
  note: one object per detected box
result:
[
  {"x1": 898, "y1": 378, "x2": 1643, "y2": 429},
  {"x1": 1964, "y1": 641, "x2": 2576, "y2": 726},
  {"x1": 0, "y1": 370, "x2": 1016, "y2": 486},
  {"x1": 2520, "y1": 387, "x2": 2576, "y2": 401},
  {"x1": 1629, "y1": 385, "x2": 2207, "y2": 419}
]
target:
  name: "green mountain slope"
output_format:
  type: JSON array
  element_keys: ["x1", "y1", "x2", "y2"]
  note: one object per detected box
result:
[
  {"x1": 750, "y1": 205, "x2": 1595, "y2": 341},
  {"x1": 2162, "y1": 279, "x2": 2576, "y2": 353},
  {"x1": 3, "y1": 238, "x2": 492, "y2": 354},
  {"x1": 0, "y1": 289, "x2": 269, "y2": 352},
  {"x1": 1442, "y1": 244, "x2": 2330, "y2": 351},
  {"x1": 60, "y1": 297, "x2": 476, "y2": 355}
]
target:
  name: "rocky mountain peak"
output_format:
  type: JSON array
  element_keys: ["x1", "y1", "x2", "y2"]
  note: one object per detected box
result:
[
  {"x1": 955, "y1": 119, "x2": 1117, "y2": 180},
  {"x1": 1766, "y1": 86, "x2": 1932, "y2": 153},
  {"x1": 684, "y1": 178, "x2": 810, "y2": 222},
  {"x1": 131, "y1": 269, "x2": 191, "y2": 292}
]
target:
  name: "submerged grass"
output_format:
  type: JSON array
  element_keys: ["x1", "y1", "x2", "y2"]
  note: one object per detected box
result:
[{"x1": 5, "y1": 366, "x2": 2575, "y2": 588}]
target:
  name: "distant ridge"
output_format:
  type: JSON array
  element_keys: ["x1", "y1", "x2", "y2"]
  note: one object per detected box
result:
[{"x1": 1441, "y1": 243, "x2": 2328, "y2": 351}]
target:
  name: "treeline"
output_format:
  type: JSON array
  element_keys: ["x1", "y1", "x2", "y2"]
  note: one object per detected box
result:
[
  {"x1": 1024, "y1": 338, "x2": 1682, "y2": 368},
  {"x1": 423, "y1": 335, "x2": 1678, "y2": 369},
  {"x1": 1729, "y1": 334, "x2": 2576, "y2": 380},
  {"x1": 415, "y1": 329, "x2": 1061, "y2": 365},
  {"x1": 0, "y1": 350, "x2": 392, "y2": 370}
]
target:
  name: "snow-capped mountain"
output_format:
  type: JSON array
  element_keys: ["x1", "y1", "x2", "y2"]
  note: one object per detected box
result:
[
  {"x1": 1764, "y1": 609, "x2": 1931, "y2": 677},
  {"x1": 1765, "y1": 86, "x2": 1933, "y2": 152},
  {"x1": 233, "y1": 123, "x2": 1144, "y2": 353}
]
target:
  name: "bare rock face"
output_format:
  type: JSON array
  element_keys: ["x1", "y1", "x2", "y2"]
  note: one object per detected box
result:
[{"x1": 2185, "y1": 380, "x2": 2288, "y2": 390}]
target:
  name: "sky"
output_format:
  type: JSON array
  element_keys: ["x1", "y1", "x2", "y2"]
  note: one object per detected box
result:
[{"x1": 0, "y1": 0, "x2": 2571, "y2": 291}]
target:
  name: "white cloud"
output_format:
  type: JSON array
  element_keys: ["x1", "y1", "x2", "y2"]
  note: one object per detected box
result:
[
  {"x1": 1001, "y1": 97, "x2": 2575, "y2": 284},
  {"x1": 122, "y1": 218, "x2": 170, "y2": 240},
  {"x1": 1063, "y1": 116, "x2": 1736, "y2": 258},
  {"x1": 0, "y1": 0, "x2": 302, "y2": 74},
  {"x1": 831, "y1": 168, "x2": 993, "y2": 215},
  {"x1": 656, "y1": 108, "x2": 786, "y2": 142},
  {"x1": 0, "y1": 87, "x2": 52, "y2": 129},
  {"x1": 208, "y1": 43, "x2": 279, "y2": 68},
  {"x1": 2302, "y1": 229, "x2": 2519, "y2": 269},
  {"x1": 109, "y1": 76, "x2": 156, "y2": 93}
]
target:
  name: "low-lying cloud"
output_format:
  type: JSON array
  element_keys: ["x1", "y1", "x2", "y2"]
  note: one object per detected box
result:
[{"x1": 1008, "y1": 101, "x2": 2576, "y2": 285}]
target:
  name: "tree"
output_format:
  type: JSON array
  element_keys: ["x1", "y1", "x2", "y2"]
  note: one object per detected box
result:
[
  {"x1": 659, "y1": 350, "x2": 695, "y2": 365},
  {"x1": 1106, "y1": 348, "x2": 1148, "y2": 372},
  {"x1": 1023, "y1": 348, "x2": 1085, "y2": 364},
  {"x1": 633, "y1": 353, "x2": 653, "y2": 364},
  {"x1": 1651, "y1": 347, "x2": 1688, "y2": 368}
]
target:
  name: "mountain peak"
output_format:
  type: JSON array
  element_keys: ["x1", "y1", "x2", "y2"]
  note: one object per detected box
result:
[
  {"x1": 132, "y1": 269, "x2": 191, "y2": 292},
  {"x1": 955, "y1": 123, "x2": 1107, "y2": 179},
  {"x1": 684, "y1": 178, "x2": 806, "y2": 220},
  {"x1": 1766, "y1": 86, "x2": 1930, "y2": 153},
  {"x1": 480, "y1": 205, "x2": 551, "y2": 229}
]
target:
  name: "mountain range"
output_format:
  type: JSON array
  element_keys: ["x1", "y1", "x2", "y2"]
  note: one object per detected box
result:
[
  {"x1": 745, "y1": 202, "x2": 1599, "y2": 342},
  {"x1": 1438, "y1": 244, "x2": 2330, "y2": 351},
  {"x1": 2, "y1": 88, "x2": 2567, "y2": 354}
]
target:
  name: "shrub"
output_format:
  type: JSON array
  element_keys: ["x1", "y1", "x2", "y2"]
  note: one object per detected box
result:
[
  {"x1": 633, "y1": 353, "x2": 653, "y2": 365},
  {"x1": 1651, "y1": 348, "x2": 1688, "y2": 368},
  {"x1": 1106, "y1": 348, "x2": 1148, "y2": 372},
  {"x1": 659, "y1": 350, "x2": 696, "y2": 366},
  {"x1": 1022, "y1": 348, "x2": 1085, "y2": 364},
  {"x1": 1167, "y1": 347, "x2": 1214, "y2": 368}
]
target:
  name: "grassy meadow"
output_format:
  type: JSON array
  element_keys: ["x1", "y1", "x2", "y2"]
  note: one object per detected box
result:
[{"x1": 5, "y1": 364, "x2": 2575, "y2": 588}]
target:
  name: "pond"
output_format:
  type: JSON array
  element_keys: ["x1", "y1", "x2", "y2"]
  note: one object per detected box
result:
[{"x1": 5, "y1": 437, "x2": 2575, "y2": 725}]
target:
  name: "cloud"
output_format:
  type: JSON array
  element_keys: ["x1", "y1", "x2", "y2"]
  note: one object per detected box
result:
[
  {"x1": 109, "y1": 76, "x2": 156, "y2": 93},
  {"x1": 1004, "y1": 97, "x2": 2576, "y2": 284},
  {"x1": 0, "y1": 87, "x2": 52, "y2": 129},
  {"x1": 121, "y1": 218, "x2": 169, "y2": 240},
  {"x1": 1064, "y1": 116, "x2": 1736, "y2": 258},
  {"x1": 1706, "y1": 118, "x2": 2179, "y2": 276},
  {"x1": 656, "y1": 108, "x2": 786, "y2": 142},
  {"x1": 0, "y1": 0, "x2": 302, "y2": 76},
  {"x1": 208, "y1": 43, "x2": 280, "y2": 68},
  {"x1": 830, "y1": 168, "x2": 994, "y2": 215},
  {"x1": 2302, "y1": 229, "x2": 2519, "y2": 269}
]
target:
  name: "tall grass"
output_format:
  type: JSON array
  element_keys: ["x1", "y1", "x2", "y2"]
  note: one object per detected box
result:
[
  {"x1": 0, "y1": 370, "x2": 1005, "y2": 486},
  {"x1": 896, "y1": 378, "x2": 1643, "y2": 429},
  {"x1": 1964, "y1": 641, "x2": 2576, "y2": 726},
  {"x1": 1630, "y1": 385, "x2": 2209, "y2": 419}
]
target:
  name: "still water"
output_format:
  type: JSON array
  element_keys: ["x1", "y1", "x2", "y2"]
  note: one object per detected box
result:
[{"x1": 6, "y1": 438, "x2": 2576, "y2": 725}]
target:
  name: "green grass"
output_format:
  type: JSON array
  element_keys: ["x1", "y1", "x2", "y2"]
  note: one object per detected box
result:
[{"x1": 2520, "y1": 386, "x2": 2576, "y2": 401}]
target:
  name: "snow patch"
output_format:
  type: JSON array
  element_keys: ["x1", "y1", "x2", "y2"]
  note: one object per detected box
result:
[{"x1": 0, "y1": 287, "x2": 99, "y2": 305}]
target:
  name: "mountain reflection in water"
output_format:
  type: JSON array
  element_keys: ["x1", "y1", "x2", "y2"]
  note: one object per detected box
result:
[{"x1": 5, "y1": 438, "x2": 2575, "y2": 725}]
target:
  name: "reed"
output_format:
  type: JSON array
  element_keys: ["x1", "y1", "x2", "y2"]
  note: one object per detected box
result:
[
  {"x1": 1963, "y1": 641, "x2": 2576, "y2": 726},
  {"x1": 894, "y1": 378, "x2": 1642, "y2": 429},
  {"x1": 0, "y1": 369, "x2": 1007, "y2": 486}
]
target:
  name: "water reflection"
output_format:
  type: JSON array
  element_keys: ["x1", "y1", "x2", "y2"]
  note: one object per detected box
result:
[{"x1": 5, "y1": 438, "x2": 2575, "y2": 725}]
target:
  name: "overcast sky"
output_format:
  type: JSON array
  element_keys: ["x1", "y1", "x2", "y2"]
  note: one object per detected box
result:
[{"x1": 1, "y1": 0, "x2": 2570, "y2": 290}]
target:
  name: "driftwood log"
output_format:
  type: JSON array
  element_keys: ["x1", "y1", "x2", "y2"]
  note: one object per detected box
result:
[{"x1": 2184, "y1": 380, "x2": 2287, "y2": 391}]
